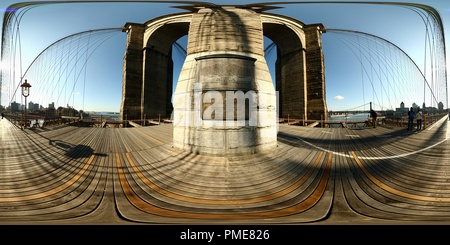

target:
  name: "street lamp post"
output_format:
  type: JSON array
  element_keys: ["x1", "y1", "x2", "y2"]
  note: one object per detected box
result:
[{"x1": 21, "y1": 79, "x2": 31, "y2": 129}]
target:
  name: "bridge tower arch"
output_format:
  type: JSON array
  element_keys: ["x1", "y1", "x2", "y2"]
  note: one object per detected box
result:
[
  {"x1": 121, "y1": 6, "x2": 328, "y2": 156},
  {"x1": 120, "y1": 13, "x2": 192, "y2": 121},
  {"x1": 262, "y1": 14, "x2": 327, "y2": 121}
]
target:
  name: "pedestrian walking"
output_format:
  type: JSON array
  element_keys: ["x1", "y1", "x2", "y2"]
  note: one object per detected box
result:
[
  {"x1": 415, "y1": 109, "x2": 423, "y2": 130},
  {"x1": 407, "y1": 107, "x2": 415, "y2": 130}
]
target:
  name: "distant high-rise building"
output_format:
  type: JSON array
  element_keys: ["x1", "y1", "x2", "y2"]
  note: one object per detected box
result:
[{"x1": 11, "y1": 101, "x2": 19, "y2": 112}]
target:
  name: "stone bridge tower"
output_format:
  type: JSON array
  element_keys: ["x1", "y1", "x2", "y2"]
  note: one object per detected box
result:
[{"x1": 121, "y1": 5, "x2": 327, "y2": 155}]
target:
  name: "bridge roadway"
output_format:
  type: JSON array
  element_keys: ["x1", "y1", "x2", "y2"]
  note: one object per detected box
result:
[{"x1": 0, "y1": 115, "x2": 450, "y2": 225}]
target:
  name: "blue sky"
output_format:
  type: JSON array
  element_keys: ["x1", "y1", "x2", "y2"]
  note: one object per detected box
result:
[{"x1": 1, "y1": 0, "x2": 449, "y2": 113}]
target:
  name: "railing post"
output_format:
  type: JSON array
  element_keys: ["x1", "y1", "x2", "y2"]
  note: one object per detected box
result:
[{"x1": 423, "y1": 114, "x2": 427, "y2": 129}]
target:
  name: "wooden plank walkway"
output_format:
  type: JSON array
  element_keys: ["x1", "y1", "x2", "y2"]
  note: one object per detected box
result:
[{"x1": 0, "y1": 115, "x2": 449, "y2": 224}]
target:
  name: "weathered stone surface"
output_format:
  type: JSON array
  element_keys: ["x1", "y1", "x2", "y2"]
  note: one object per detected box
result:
[
  {"x1": 120, "y1": 23, "x2": 144, "y2": 121},
  {"x1": 172, "y1": 7, "x2": 278, "y2": 156},
  {"x1": 304, "y1": 25, "x2": 328, "y2": 121}
]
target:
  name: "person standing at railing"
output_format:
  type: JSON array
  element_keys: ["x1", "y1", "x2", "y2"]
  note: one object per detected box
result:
[
  {"x1": 407, "y1": 107, "x2": 415, "y2": 131},
  {"x1": 415, "y1": 108, "x2": 423, "y2": 130},
  {"x1": 370, "y1": 109, "x2": 377, "y2": 128}
]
